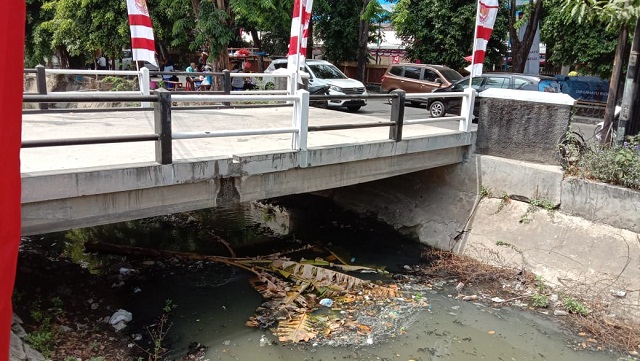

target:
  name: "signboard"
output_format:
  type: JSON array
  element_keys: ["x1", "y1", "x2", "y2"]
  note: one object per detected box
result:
[{"x1": 518, "y1": 23, "x2": 540, "y2": 74}]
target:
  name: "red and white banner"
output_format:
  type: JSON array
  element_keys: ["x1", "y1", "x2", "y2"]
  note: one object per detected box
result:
[
  {"x1": 1, "y1": 0, "x2": 24, "y2": 356},
  {"x1": 470, "y1": 0, "x2": 499, "y2": 77},
  {"x1": 287, "y1": 0, "x2": 313, "y2": 80},
  {"x1": 126, "y1": 0, "x2": 157, "y2": 66}
]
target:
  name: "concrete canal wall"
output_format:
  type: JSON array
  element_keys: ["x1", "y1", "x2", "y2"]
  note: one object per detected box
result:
[
  {"x1": 318, "y1": 90, "x2": 640, "y2": 319},
  {"x1": 318, "y1": 154, "x2": 640, "y2": 320}
]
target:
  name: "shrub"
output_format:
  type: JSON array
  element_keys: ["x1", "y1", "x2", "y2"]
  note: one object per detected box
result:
[
  {"x1": 100, "y1": 76, "x2": 138, "y2": 91},
  {"x1": 566, "y1": 135, "x2": 640, "y2": 190}
]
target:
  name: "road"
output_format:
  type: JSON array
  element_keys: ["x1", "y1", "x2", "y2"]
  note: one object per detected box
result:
[
  {"x1": 21, "y1": 99, "x2": 467, "y2": 173},
  {"x1": 358, "y1": 98, "x2": 598, "y2": 143},
  {"x1": 335, "y1": 97, "x2": 464, "y2": 132}
]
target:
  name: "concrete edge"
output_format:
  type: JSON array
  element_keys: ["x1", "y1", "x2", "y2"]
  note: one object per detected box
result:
[
  {"x1": 477, "y1": 154, "x2": 564, "y2": 204},
  {"x1": 480, "y1": 88, "x2": 576, "y2": 106}
]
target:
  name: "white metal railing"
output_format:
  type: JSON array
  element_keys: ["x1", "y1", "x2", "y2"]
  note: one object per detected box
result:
[
  {"x1": 22, "y1": 69, "x2": 475, "y2": 167},
  {"x1": 26, "y1": 66, "x2": 297, "y2": 105},
  {"x1": 404, "y1": 88, "x2": 476, "y2": 132}
]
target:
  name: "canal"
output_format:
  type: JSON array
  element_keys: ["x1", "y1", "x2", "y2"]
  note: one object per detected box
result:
[{"x1": 17, "y1": 194, "x2": 625, "y2": 360}]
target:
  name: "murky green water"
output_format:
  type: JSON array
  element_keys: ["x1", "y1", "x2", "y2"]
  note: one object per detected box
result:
[
  {"x1": 34, "y1": 195, "x2": 625, "y2": 360},
  {"x1": 95, "y1": 198, "x2": 618, "y2": 361}
]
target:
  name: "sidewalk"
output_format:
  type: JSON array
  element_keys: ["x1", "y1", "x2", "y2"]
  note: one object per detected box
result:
[{"x1": 21, "y1": 106, "x2": 463, "y2": 173}]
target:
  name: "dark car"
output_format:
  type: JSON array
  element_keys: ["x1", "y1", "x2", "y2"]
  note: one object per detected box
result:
[{"x1": 428, "y1": 73, "x2": 561, "y2": 118}]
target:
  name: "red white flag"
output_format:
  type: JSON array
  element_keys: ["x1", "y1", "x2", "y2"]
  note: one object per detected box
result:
[
  {"x1": 126, "y1": 0, "x2": 157, "y2": 66},
  {"x1": 470, "y1": 0, "x2": 499, "y2": 77},
  {"x1": 287, "y1": 0, "x2": 313, "y2": 78},
  {"x1": 0, "y1": 0, "x2": 24, "y2": 356}
]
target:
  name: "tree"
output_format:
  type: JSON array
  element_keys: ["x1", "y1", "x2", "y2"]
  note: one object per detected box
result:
[
  {"x1": 24, "y1": 0, "x2": 55, "y2": 67},
  {"x1": 231, "y1": 0, "x2": 295, "y2": 66},
  {"x1": 562, "y1": 0, "x2": 640, "y2": 141},
  {"x1": 508, "y1": 0, "x2": 544, "y2": 73},
  {"x1": 356, "y1": 1, "x2": 389, "y2": 82},
  {"x1": 157, "y1": 0, "x2": 235, "y2": 70},
  {"x1": 37, "y1": 0, "x2": 130, "y2": 68},
  {"x1": 314, "y1": 0, "x2": 362, "y2": 64},
  {"x1": 541, "y1": 0, "x2": 620, "y2": 78},
  {"x1": 392, "y1": 0, "x2": 508, "y2": 71}
]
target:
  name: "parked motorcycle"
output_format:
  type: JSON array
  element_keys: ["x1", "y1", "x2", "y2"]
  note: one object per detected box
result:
[
  {"x1": 308, "y1": 84, "x2": 331, "y2": 108},
  {"x1": 594, "y1": 105, "x2": 621, "y2": 142}
]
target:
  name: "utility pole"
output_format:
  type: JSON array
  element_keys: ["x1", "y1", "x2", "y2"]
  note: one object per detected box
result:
[
  {"x1": 617, "y1": 18, "x2": 640, "y2": 142},
  {"x1": 601, "y1": 25, "x2": 628, "y2": 144}
]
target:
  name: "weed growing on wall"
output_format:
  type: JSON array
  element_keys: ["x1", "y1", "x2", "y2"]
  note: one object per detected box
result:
[
  {"x1": 479, "y1": 186, "x2": 492, "y2": 198},
  {"x1": 519, "y1": 198, "x2": 557, "y2": 224},
  {"x1": 565, "y1": 135, "x2": 640, "y2": 190},
  {"x1": 563, "y1": 296, "x2": 590, "y2": 316},
  {"x1": 494, "y1": 192, "x2": 510, "y2": 213},
  {"x1": 531, "y1": 276, "x2": 549, "y2": 308}
]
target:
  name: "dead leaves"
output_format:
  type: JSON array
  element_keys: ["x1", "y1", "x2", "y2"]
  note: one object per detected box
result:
[
  {"x1": 274, "y1": 313, "x2": 317, "y2": 343},
  {"x1": 238, "y1": 256, "x2": 426, "y2": 345}
]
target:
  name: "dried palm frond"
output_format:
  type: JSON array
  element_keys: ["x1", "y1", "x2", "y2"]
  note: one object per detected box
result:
[{"x1": 275, "y1": 313, "x2": 317, "y2": 343}]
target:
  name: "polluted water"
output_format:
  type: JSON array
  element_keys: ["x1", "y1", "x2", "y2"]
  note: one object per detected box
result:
[
  {"x1": 28, "y1": 195, "x2": 631, "y2": 361},
  {"x1": 53, "y1": 195, "x2": 629, "y2": 360}
]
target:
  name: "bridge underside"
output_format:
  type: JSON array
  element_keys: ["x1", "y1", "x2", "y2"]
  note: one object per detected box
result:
[{"x1": 21, "y1": 132, "x2": 473, "y2": 235}]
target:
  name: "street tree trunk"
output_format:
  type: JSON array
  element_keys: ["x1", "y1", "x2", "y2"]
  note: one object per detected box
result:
[
  {"x1": 356, "y1": 0, "x2": 371, "y2": 83},
  {"x1": 250, "y1": 29, "x2": 265, "y2": 71},
  {"x1": 601, "y1": 24, "x2": 628, "y2": 145},
  {"x1": 508, "y1": 0, "x2": 543, "y2": 73},
  {"x1": 618, "y1": 18, "x2": 640, "y2": 140}
]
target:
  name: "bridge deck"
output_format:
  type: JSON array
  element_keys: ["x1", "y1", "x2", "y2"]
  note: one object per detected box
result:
[{"x1": 21, "y1": 105, "x2": 465, "y2": 174}]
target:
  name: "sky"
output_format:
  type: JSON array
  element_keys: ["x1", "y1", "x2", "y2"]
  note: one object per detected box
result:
[{"x1": 378, "y1": 0, "x2": 395, "y2": 12}]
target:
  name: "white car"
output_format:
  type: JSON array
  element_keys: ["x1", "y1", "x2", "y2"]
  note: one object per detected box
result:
[{"x1": 264, "y1": 59, "x2": 367, "y2": 112}]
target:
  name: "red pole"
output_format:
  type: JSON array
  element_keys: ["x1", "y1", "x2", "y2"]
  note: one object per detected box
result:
[{"x1": 0, "y1": 0, "x2": 25, "y2": 359}]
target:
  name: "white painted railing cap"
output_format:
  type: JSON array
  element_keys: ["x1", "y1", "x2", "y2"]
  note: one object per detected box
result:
[{"x1": 479, "y1": 88, "x2": 576, "y2": 106}]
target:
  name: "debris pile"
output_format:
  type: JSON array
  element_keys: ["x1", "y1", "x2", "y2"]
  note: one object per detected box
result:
[{"x1": 242, "y1": 258, "x2": 430, "y2": 346}]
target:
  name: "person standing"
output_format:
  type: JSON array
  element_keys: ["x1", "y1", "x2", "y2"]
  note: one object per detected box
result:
[
  {"x1": 198, "y1": 52, "x2": 208, "y2": 72},
  {"x1": 97, "y1": 54, "x2": 107, "y2": 70},
  {"x1": 186, "y1": 62, "x2": 196, "y2": 90}
]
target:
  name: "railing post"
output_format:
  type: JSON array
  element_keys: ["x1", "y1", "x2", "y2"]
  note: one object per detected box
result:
[
  {"x1": 459, "y1": 87, "x2": 475, "y2": 132},
  {"x1": 140, "y1": 67, "x2": 151, "y2": 108},
  {"x1": 154, "y1": 89, "x2": 172, "y2": 164},
  {"x1": 222, "y1": 69, "x2": 231, "y2": 106},
  {"x1": 389, "y1": 89, "x2": 405, "y2": 141},
  {"x1": 292, "y1": 90, "x2": 309, "y2": 167},
  {"x1": 35, "y1": 65, "x2": 48, "y2": 110},
  {"x1": 288, "y1": 73, "x2": 297, "y2": 96}
]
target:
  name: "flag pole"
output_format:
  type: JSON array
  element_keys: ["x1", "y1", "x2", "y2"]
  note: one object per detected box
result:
[
  {"x1": 295, "y1": 0, "x2": 304, "y2": 91},
  {"x1": 135, "y1": 58, "x2": 142, "y2": 94},
  {"x1": 470, "y1": 0, "x2": 481, "y2": 88}
]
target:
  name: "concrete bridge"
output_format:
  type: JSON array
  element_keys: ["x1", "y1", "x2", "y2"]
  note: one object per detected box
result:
[{"x1": 21, "y1": 88, "x2": 476, "y2": 235}]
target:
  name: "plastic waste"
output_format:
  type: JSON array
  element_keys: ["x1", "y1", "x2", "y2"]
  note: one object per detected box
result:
[
  {"x1": 259, "y1": 335, "x2": 269, "y2": 347},
  {"x1": 319, "y1": 298, "x2": 334, "y2": 307},
  {"x1": 109, "y1": 309, "x2": 133, "y2": 325},
  {"x1": 612, "y1": 290, "x2": 627, "y2": 298}
]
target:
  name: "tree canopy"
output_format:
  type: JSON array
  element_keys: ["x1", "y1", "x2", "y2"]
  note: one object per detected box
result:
[
  {"x1": 392, "y1": 0, "x2": 508, "y2": 72},
  {"x1": 541, "y1": 0, "x2": 620, "y2": 78},
  {"x1": 23, "y1": 0, "x2": 635, "y2": 80}
]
